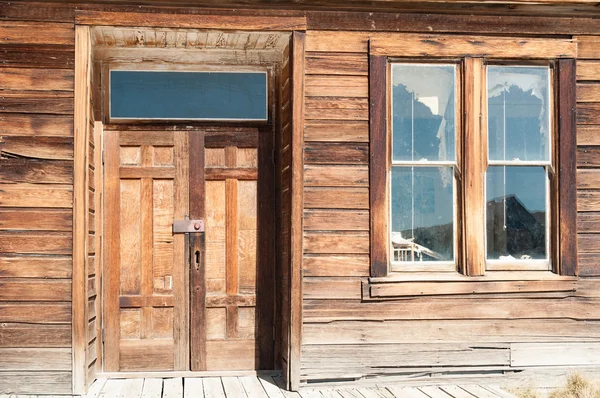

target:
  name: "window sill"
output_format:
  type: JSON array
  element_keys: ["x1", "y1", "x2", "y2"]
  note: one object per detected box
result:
[{"x1": 364, "y1": 271, "x2": 577, "y2": 299}]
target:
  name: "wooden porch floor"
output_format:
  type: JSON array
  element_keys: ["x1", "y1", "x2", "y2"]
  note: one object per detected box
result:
[{"x1": 3, "y1": 374, "x2": 516, "y2": 398}]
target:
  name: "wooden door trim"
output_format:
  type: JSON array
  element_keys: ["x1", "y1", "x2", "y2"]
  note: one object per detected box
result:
[
  {"x1": 289, "y1": 30, "x2": 305, "y2": 391},
  {"x1": 189, "y1": 130, "x2": 207, "y2": 371},
  {"x1": 73, "y1": 23, "x2": 92, "y2": 395}
]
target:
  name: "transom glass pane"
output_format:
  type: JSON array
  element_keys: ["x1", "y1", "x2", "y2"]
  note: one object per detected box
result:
[
  {"x1": 110, "y1": 70, "x2": 268, "y2": 121},
  {"x1": 487, "y1": 66, "x2": 550, "y2": 162},
  {"x1": 391, "y1": 167, "x2": 454, "y2": 263},
  {"x1": 391, "y1": 64, "x2": 456, "y2": 162},
  {"x1": 486, "y1": 166, "x2": 548, "y2": 261}
]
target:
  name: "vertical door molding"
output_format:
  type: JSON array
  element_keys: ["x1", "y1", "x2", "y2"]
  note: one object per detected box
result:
[
  {"x1": 73, "y1": 24, "x2": 92, "y2": 395},
  {"x1": 289, "y1": 30, "x2": 305, "y2": 391}
]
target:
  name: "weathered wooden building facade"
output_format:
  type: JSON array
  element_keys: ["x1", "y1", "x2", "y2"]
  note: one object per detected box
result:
[{"x1": 2, "y1": 0, "x2": 600, "y2": 395}]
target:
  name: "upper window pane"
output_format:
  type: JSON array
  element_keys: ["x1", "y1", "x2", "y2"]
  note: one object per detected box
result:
[
  {"x1": 487, "y1": 66, "x2": 550, "y2": 162},
  {"x1": 110, "y1": 71, "x2": 268, "y2": 121},
  {"x1": 391, "y1": 64, "x2": 456, "y2": 162}
]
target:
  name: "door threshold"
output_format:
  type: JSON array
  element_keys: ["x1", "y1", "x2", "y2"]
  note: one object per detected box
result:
[{"x1": 99, "y1": 370, "x2": 281, "y2": 379}]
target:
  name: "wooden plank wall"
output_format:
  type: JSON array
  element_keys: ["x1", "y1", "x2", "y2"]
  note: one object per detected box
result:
[
  {"x1": 300, "y1": 31, "x2": 600, "y2": 385},
  {"x1": 0, "y1": 13, "x2": 75, "y2": 395},
  {"x1": 275, "y1": 39, "x2": 293, "y2": 386}
]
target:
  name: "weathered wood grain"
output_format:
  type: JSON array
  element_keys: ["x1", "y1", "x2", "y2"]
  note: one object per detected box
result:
[
  {"x1": 0, "y1": 323, "x2": 71, "y2": 348},
  {"x1": 303, "y1": 298, "x2": 600, "y2": 322},
  {"x1": 577, "y1": 146, "x2": 600, "y2": 166},
  {"x1": 577, "y1": 103, "x2": 600, "y2": 124},
  {"x1": 0, "y1": 184, "x2": 72, "y2": 208},
  {"x1": 303, "y1": 319, "x2": 600, "y2": 345},
  {"x1": 576, "y1": 36, "x2": 600, "y2": 59},
  {"x1": 577, "y1": 83, "x2": 600, "y2": 102},
  {"x1": 304, "y1": 142, "x2": 368, "y2": 164},
  {"x1": 305, "y1": 53, "x2": 368, "y2": 76},
  {"x1": 0, "y1": 255, "x2": 72, "y2": 278},
  {"x1": 577, "y1": 212, "x2": 600, "y2": 233},
  {"x1": 0, "y1": 232, "x2": 72, "y2": 254},
  {"x1": 371, "y1": 33, "x2": 576, "y2": 58},
  {"x1": 304, "y1": 121, "x2": 369, "y2": 142},
  {"x1": 558, "y1": 59, "x2": 578, "y2": 276},
  {"x1": 304, "y1": 187, "x2": 369, "y2": 209},
  {"x1": 303, "y1": 232, "x2": 369, "y2": 254},
  {"x1": 304, "y1": 166, "x2": 368, "y2": 187},
  {"x1": 0, "y1": 136, "x2": 73, "y2": 160},
  {"x1": 304, "y1": 278, "x2": 362, "y2": 299},
  {"x1": 0, "y1": 22, "x2": 74, "y2": 45},
  {"x1": 304, "y1": 210, "x2": 369, "y2": 231},
  {"x1": 0, "y1": 44, "x2": 74, "y2": 69},
  {"x1": 511, "y1": 342, "x2": 600, "y2": 366},
  {"x1": 305, "y1": 31, "x2": 368, "y2": 53},
  {"x1": 0, "y1": 159, "x2": 73, "y2": 184},
  {"x1": 579, "y1": 252, "x2": 600, "y2": 276},
  {"x1": 578, "y1": 169, "x2": 600, "y2": 189},
  {"x1": 0, "y1": 68, "x2": 74, "y2": 91},
  {"x1": 577, "y1": 61, "x2": 600, "y2": 81},
  {"x1": 577, "y1": 126, "x2": 600, "y2": 146},
  {"x1": 0, "y1": 114, "x2": 73, "y2": 137},
  {"x1": 369, "y1": 280, "x2": 576, "y2": 298},
  {"x1": 0, "y1": 303, "x2": 71, "y2": 324},
  {"x1": 0, "y1": 280, "x2": 71, "y2": 301},
  {"x1": 578, "y1": 234, "x2": 600, "y2": 253},
  {"x1": 77, "y1": 10, "x2": 307, "y2": 31},
  {"x1": 0, "y1": 92, "x2": 74, "y2": 115},
  {"x1": 0, "y1": 208, "x2": 72, "y2": 231},
  {"x1": 303, "y1": 255, "x2": 370, "y2": 277},
  {"x1": 0, "y1": 371, "x2": 72, "y2": 395},
  {"x1": 307, "y1": 10, "x2": 600, "y2": 35},
  {"x1": 305, "y1": 97, "x2": 369, "y2": 121},
  {"x1": 305, "y1": 75, "x2": 368, "y2": 97},
  {"x1": 578, "y1": 191, "x2": 600, "y2": 212}
]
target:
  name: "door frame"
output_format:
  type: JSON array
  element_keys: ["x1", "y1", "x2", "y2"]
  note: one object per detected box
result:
[{"x1": 73, "y1": 18, "x2": 306, "y2": 393}]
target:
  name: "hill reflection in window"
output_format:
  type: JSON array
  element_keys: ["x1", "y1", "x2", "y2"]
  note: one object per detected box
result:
[
  {"x1": 390, "y1": 64, "x2": 456, "y2": 264},
  {"x1": 110, "y1": 70, "x2": 268, "y2": 121}
]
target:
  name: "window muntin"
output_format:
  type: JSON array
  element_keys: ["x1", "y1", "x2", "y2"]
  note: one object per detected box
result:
[
  {"x1": 485, "y1": 65, "x2": 552, "y2": 269},
  {"x1": 109, "y1": 70, "x2": 268, "y2": 121},
  {"x1": 390, "y1": 63, "x2": 458, "y2": 270}
]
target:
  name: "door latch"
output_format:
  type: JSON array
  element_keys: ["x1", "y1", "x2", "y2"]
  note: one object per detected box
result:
[{"x1": 173, "y1": 219, "x2": 204, "y2": 233}]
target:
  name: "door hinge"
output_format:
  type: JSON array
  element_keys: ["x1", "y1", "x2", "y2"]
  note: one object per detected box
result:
[
  {"x1": 101, "y1": 149, "x2": 105, "y2": 165},
  {"x1": 101, "y1": 325, "x2": 105, "y2": 343}
]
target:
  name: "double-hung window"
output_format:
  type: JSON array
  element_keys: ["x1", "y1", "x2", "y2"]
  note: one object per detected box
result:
[{"x1": 369, "y1": 35, "x2": 577, "y2": 280}]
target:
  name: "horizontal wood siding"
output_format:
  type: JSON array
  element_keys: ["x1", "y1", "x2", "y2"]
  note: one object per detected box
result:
[
  {"x1": 300, "y1": 30, "x2": 600, "y2": 386},
  {"x1": 0, "y1": 10, "x2": 75, "y2": 395}
]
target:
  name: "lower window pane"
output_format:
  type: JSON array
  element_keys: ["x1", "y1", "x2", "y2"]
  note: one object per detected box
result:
[
  {"x1": 486, "y1": 166, "x2": 548, "y2": 261},
  {"x1": 390, "y1": 166, "x2": 454, "y2": 263}
]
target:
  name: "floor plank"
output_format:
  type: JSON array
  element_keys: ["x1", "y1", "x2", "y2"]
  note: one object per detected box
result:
[
  {"x1": 386, "y1": 386, "x2": 430, "y2": 398},
  {"x1": 221, "y1": 377, "x2": 247, "y2": 397},
  {"x1": 119, "y1": 379, "x2": 144, "y2": 398},
  {"x1": 239, "y1": 375, "x2": 269, "y2": 398},
  {"x1": 258, "y1": 375, "x2": 287, "y2": 398},
  {"x1": 98, "y1": 379, "x2": 126, "y2": 398},
  {"x1": 481, "y1": 386, "x2": 518, "y2": 398},
  {"x1": 184, "y1": 378, "x2": 204, "y2": 398},
  {"x1": 142, "y1": 378, "x2": 164, "y2": 398},
  {"x1": 203, "y1": 377, "x2": 226, "y2": 398},
  {"x1": 440, "y1": 385, "x2": 478, "y2": 398},
  {"x1": 419, "y1": 386, "x2": 453, "y2": 398},
  {"x1": 163, "y1": 378, "x2": 183, "y2": 398},
  {"x1": 86, "y1": 378, "x2": 108, "y2": 398},
  {"x1": 460, "y1": 385, "x2": 501, "y2": 398}
]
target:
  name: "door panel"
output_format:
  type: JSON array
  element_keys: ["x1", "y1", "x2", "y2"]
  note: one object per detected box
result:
[
  {"x1": 104, "y1": 130, "x2": 189, "y2": 372},
  {"x1": 199, "y1": 144, "x2": 259, "y2": 371},
  {"x1": 104, "y1": 127, "x2": 272, "y2": 372}
]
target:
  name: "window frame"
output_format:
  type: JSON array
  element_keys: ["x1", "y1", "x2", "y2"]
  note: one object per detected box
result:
[
  {"x1": 387, "y1": 60, "x2": 463, "y2": 273},
  {"x1": 368, "y1": 36, "x2": 578, "y2": 280}
]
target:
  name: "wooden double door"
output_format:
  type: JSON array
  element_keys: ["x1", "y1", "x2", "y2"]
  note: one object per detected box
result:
[{"x1": 103, "y1": 126, "x2": 274, "y2": 372}]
